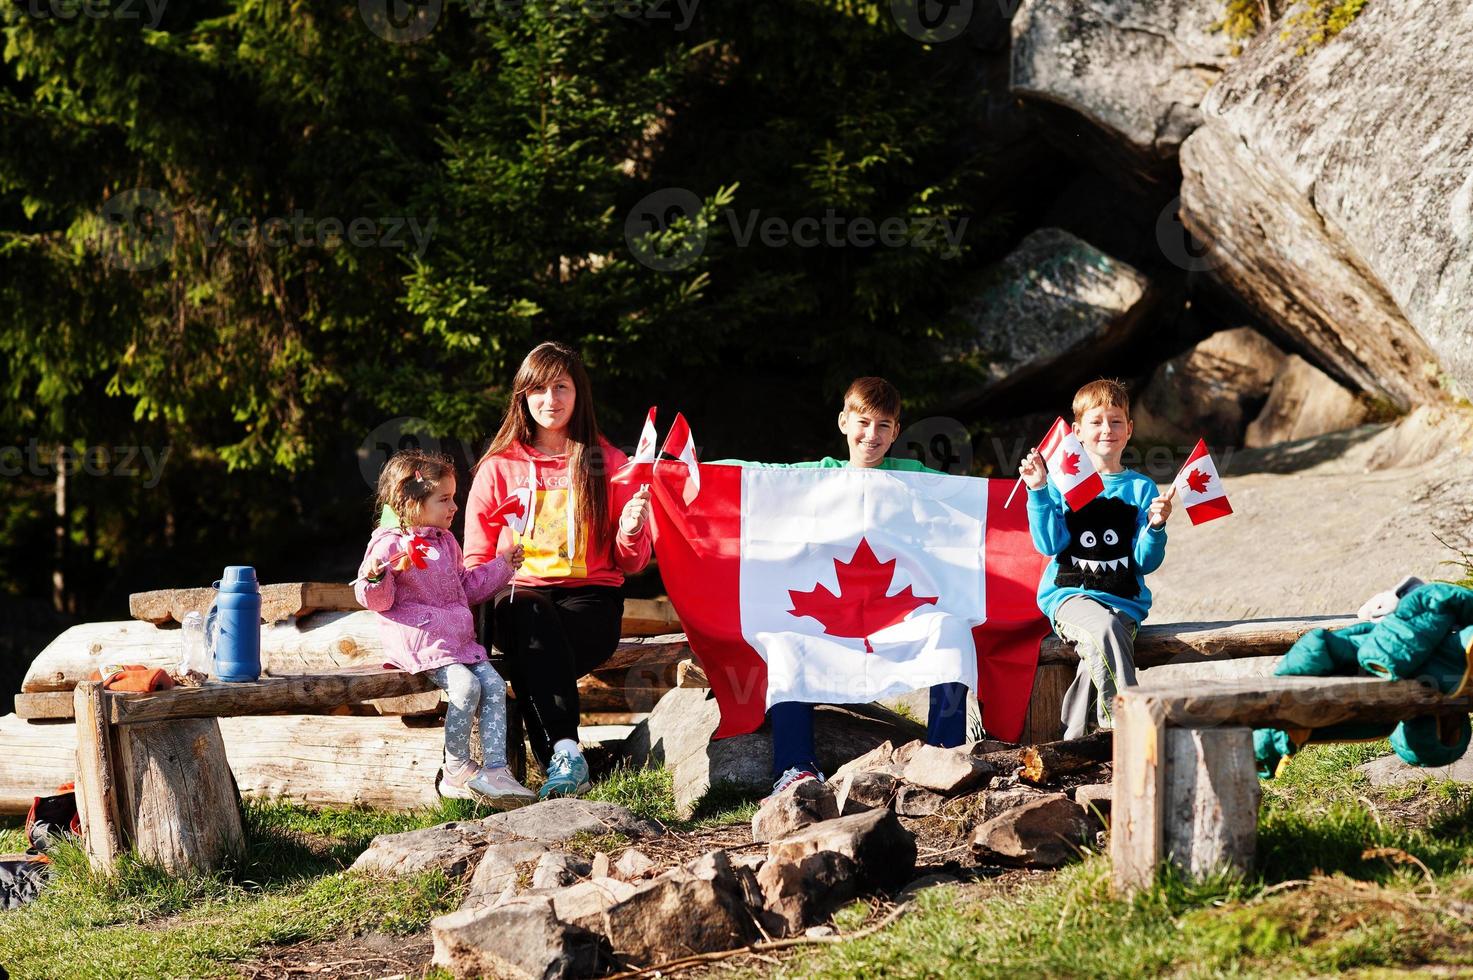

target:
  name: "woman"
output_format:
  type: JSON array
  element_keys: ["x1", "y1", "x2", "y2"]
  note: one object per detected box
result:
[{"x1": 464, "y1": 342, "x2": 652, "y2": 798}]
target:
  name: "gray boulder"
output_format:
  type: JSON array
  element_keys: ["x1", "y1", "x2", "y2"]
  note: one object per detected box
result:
[
  {"x1": 970, "y1": 794, "x2": 1095, "y2": 869},
  {"x1": 1011, "y1": 0, "x2": 1232, "y2": 173},
  {"x1": 431, "y1": 898, "x2": 610, "y2": 980},
  {"x1": 1180, "y1": 0, "x2": 1472, "y2": 410},
  {"x1": 627, "y1": 686, "x2": 923, "y2": 818},
  {"x1": 480, "y1": 798, "x2": 663, "y2": 843},
  {"x1": 950, "y1": 229, "x2": 1162, "y2": 414}
]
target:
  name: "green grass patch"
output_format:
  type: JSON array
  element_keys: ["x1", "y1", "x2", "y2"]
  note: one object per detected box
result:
[{"x1": 0, "y1": 799, "x2": 467, "y2": 980}]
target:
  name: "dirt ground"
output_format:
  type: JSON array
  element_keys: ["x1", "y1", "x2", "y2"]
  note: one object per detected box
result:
[{"x1": 1147, "y1": 404, "x2": 1473, "y2": 623}]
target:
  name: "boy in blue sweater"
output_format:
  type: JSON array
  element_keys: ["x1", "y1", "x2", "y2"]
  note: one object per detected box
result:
[{"x1": 1019, "y1": 380, "x2": 1174, "y2": 739}]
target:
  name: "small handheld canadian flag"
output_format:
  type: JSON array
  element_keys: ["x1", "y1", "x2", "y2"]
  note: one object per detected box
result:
[
  {"x1": 1172, "y1": 439, "x2": 1233, "y2": 525},
  {"x1": 660, "y1": 412, "x2": 700, "y2": 505},
  {"x1": 480, "y1": 485, "x2": 533, "y2": 537},
  {"x1": 1039, "y1": 417, "x2": 1104, "y2": 511},
  {"x1": 611, "y1": 407, "x2": 658, "y2": 485}
]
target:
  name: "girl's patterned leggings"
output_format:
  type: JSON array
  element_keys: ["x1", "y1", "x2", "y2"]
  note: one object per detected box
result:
[{"x1": 429, "y1": 660, "x2": 508, "y2": 770}]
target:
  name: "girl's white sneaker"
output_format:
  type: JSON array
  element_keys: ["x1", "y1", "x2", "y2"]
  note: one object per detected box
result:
[
  {"x1": 469, "y1": 765, "x2": 538, "y2": 810},
  {"x1": 437, "y1": 760, "x2": 479, "y2": 800}
]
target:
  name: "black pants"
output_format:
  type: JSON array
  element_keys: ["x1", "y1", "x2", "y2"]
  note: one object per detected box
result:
[{"x1": 488, "y1": 585, "x2": 624, "y2": 768}]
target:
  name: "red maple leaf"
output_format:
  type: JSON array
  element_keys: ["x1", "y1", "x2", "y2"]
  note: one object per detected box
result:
[
  {"x1": 1185, "y1": 468, "x2": 1212, "y2": 495},
  {"x1": 787, "y1": 538, "x2": 938, "y2": 652},
  {"x1": 1061, "y1": 451, "x2": 1081, "y2": 476},
  {"x1": 480, "y1": 493, "x2": 528, "y2": 532}
]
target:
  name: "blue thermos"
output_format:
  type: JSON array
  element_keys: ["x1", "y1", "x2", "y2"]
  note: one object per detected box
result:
[{"x1": 207, "y1": 565, "x2": 262, "y2": 682}]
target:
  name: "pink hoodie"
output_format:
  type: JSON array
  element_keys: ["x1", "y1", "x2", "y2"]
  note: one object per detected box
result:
[
  {"x1": 463, "y1": 438, "x2": 651, "y2": 588},
  {"x1": 355, "y1": 524, "x2": 514, "y2": 673}
]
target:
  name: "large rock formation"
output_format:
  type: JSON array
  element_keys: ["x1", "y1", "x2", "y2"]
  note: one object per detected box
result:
[
  {"x1": 1133, "y1": 327, "x2": 1286, "y2": 448},
  {"x1": 1010, "y1": 0, "x2": 1233, "y2": 175},
  {"x1": 1179, "y1": 0, "x2": 1471, "y2": 410},
  {"x1": 950, "y1": 228, "x2": 1163, "y2": 415}
]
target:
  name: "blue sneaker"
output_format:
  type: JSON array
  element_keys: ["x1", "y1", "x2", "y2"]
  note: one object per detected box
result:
[{"x1": 538, "y1": 748, "x2": 591, "y2": 799}]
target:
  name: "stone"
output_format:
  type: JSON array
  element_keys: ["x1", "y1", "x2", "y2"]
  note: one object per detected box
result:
[
  {"x1": 628, "y1": 686, "x2": 923, "y2": 818},
  {"x1": 1133, "y1": 327, "x2": 1287, "y2": 448},
  {"x1": 752, "y1": 777, "x2": 840, "y2": 843},
  {"x1": 430, "y1": 898, "x2": 610, "y2": 980},
  {"x1": 1072, "y1": 783, "x2": 1113, "y2": 823},
  {"x1": 980, "y1": 784, "x2": 1052, "y2": 822},
  {"x1": 758, "y1": 809, "x2": 917, "y2": 933},
  {"x1": 902, "y1": 744, "x2": 999, "y2": 795},
  {"x1": 970, "y1": 794, "x2": 1095, "y2": 869},
  {"x1": 894, "y1": 783, "x2": 947, "y2": 818},
  {"x1": 892, "y1": 739, "x2": 925, "y2": 767},
  {"x1": 613, "y1": 847, "x2": 658, "y2": 881},
  {"x1": 1179, "y1": 0, "x2": 1471, "y2": 410},
  {"x1": 896, "y1": 872, "x2": 959, "y2": 905},
  {"x1": 1359, "y1": 752, "x2": 1473, "y2": 787},
  {"x1": 461, "y1": 840, "x2": 553, "y2": 910},
  {"x1": 1010, "y1": 0, "x2": 1232, "y2": 173},
  {"x1": 590, "y1": 852, "x2": 611, "y2": 879},
  {"x1": 600, "y1": 849, "x2": 762, "y2": 966},
  {"x1": 531, "y1": 851, "x2": 591, "y2": 890},
  {"x1": 1244, "y1": 355, "x2": 1371, "y2": 448},
  {"x1": 949, "y1": 229, "x2": 1162, "y2": 415},
  {"x1": 835, "y1": 769, "x2": 898, "y2": 815},
  {"x1": 481, "y1": 798, "x2": 662, "y2": 843},
  {"x1": 829, "y1": 740, "x2": 896, "y2": 782},
  {"x1": 547, "y1": 877, "x2": 640, "y2": 931},
  {"x1": 351, "y1": 821, "x2": 499, "y2": 878}
]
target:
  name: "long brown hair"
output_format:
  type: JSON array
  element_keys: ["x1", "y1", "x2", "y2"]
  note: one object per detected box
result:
[{"x1": 478, "y1": 342, "x2": 610, "y2": 547}]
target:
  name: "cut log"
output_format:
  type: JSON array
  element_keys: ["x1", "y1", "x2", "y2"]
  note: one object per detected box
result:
[
  {"x1": 1020, "y1": 730, "x2": 1113, "y2": 785},
  {"x1": 23, "y1": 615, "x2": 691, "y2": 697},
  {"x1": 108, "y1": 667, "x2": 435, "y2": 725},
  {"x1": 1140, "y1": 675, "x2": 1472, "y2": 729},
  {"x1": 1019, "y1": 663, "x2": 1072, "y2": 745},
  {"x1": 117, "y1": 716, "x2": 245, "y2": 874},
  {"x1": 0, "y1": 715, "x2": 75, "y2": 813},
  {"x1": 15, "y1": 692, "x2": 75, "y2": 721},
  {"x1": 72, "y1": 683, "x2": 124, "y2": 869},
  {"x1": 1040, "y1": 615, "x2": 1356, "y2": 669},
  {"x1": 1110, "y1": 692, "x2": 1168, "y2": 896},
  {"x1": 1163, "y1": 727, "x2": 1258, "y2": 881},
  {"x1": 0, "y1": 712, "x2": 448, "y2": 815},
  {"x1": 620, "y1": 597, "x2": 682, "y2": 637},
  {"x1": 129, "y1": 582, "x2": 362, "y2": 626}
]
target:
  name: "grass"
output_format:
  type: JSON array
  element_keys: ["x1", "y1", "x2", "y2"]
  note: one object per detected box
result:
[
  {"x1": 748, "y1": 740, "x2": 1473, "y2": 978},
  {"x1": 0, "y1": 799, "x2": 471, "y2": 980},
  {"x1": 9, "y1": 741, "x2": 1473, "y2": 978}
]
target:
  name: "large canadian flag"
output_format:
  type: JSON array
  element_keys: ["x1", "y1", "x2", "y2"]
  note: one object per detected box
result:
[
  {"x1": 1039, "y1": 417, "x2": 1103, "y2": 510},
  {"x1": 1173, "y1": 438, "x2": 1233, "y2": 525},
  {"x1": 649, "y1": 462, "x2": 1050, "y2": 742}
]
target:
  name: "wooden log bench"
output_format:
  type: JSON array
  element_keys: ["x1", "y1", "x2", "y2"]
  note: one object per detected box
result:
[
  {"x1": 72, "y1": 667, "x2": 440, "y2": 874},
  {"x1": 1109, "y1": 675, "x2": 1473, "y2": 895}
]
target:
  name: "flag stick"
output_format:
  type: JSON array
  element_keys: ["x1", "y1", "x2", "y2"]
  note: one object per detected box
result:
[
  {"x1": 509, "y1": 528, "x2": 519, "y2": 603},
  {"x1": 350, "y1": 551, "x2": 408, "y2": 586},
  {"x1": 1003, "y1": 476, "x2": 1025, "y2": 509}
]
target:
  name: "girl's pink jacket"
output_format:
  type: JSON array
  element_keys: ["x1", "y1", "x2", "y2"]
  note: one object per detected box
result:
[{"x1": 354, "y1": 524, "x2": 514, "y2": 673}]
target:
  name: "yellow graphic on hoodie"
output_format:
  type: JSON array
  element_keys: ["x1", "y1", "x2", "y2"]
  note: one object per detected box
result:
[{"x1": 522, "y1": 488, "x2": 588, "y2": 579}]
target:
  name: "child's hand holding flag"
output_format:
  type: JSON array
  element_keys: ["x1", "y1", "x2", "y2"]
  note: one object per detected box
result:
[{"x1": 1171, "y1": 439, "x2": 1233, "y2": 525}]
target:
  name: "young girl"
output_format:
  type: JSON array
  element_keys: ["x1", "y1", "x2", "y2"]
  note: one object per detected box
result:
[
  {"x1": 464, "y1": 342, "x2": 653, "y2": 799},
  {"x1": 355, "y1": 449, "x2": 536, "y2": 808}
]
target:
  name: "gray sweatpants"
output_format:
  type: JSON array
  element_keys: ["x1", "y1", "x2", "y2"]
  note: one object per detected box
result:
[
  {"x1": 430, "y1": 660, "x2": 508, "y2": 770},
  {"x1": 1055, "y1": 596, "x2": 1138, "y2": 740}
]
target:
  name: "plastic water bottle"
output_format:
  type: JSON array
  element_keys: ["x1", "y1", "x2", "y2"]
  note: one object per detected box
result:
[
  {"x1": 208, "y1": 565, "x2": 262, "y2": 682},
  {"x1": 179, "y1": 610, "x2": 207, "y2": 675}
]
